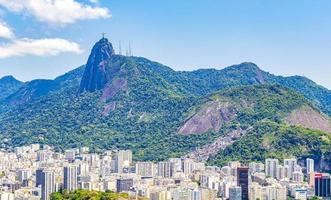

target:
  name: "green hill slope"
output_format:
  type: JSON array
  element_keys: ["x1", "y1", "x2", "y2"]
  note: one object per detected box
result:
[
  {"x1": 208, "y1": 120, "x2": 331, "y2": 167},
  {"x1": 0, "y1": 38, "x2": 330, "y2": 168},
  {"x1": 181, "y1": 85, "x2": 330, "y2": 169}
]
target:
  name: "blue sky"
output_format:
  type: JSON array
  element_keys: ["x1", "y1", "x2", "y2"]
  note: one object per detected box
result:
[{"x1": 0, "y1": 0, "x2": 330, "y2": 89}]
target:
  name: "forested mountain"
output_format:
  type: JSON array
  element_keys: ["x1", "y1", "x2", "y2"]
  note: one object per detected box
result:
[
  {"x1": 0, "y1": 38, "x2": 330, "y2": 169},
  {"x1": 0, "y1": 76, "x2": 23, "y2": 101}
]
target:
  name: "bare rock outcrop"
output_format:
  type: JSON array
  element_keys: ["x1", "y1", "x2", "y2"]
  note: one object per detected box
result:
[
  {"x1": 178, "y1": 101, "x2": 237, "y2": 135},
  {"x1": 285, "y1": 106, "x2": 331, "y2": 133}
]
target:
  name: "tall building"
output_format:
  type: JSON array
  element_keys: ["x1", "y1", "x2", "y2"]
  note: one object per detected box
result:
[
  {"x1": 150, "y1": 189, "x2": 169, "y2": 200},
  {"x1": 168, "y1": 158, "x2": 182, "y2": 173},
  {"x1": 229, "y1": 186, "x2": 242, "y2": 200},
  {"x1": 17, "y1": 169, "x2": 31, "y2": 183},
  {"x1": 88, "y1": 153, "x2": 100, "y2": 168},
  {"x1": 228, "y1": 161, "x2": 241, "y2": 176},
  {"x1": 276, "y1": 165, "x2": 285, "y2": 180},
  {"x1": 36, "y1": 169, "x2": 44, "y2": 187},
  {"x1": 64, "y1": 149, "x2": 76, "y2": 161},
  {"x1": 112, "y1": 150, "x2": 132, "y2": 173},
  {"x1": 284, "y1": 158, "x2": 297, "y2": 179},
  {"x1": 157, "y1": 161, "x2": 173, "y2": 178},
  {"x1": 265, "y1": 158, "x2": 279, "y2": 178},
  {"x1": 190, "y1": 189, "x2": 202, "y2": 200},
  {"x1": 314, "y1": 173, "x2": 331, "y2": 198},
  {"x1": 200, "y1": 173, "x2": 219, "y2": 190},
  {"x1": 306, "y1": 158, "x2": 314, "y2": 175},
  {"x1": 78, "y1": 162, "x2": 89, "y2": 176},
  {"x1": 135, "y1": 162, "x2": 156, "y2": 177},
  {"x1": 64, "y1": 165, "x2": 78, "y2": 192},
  {"x1": 248, "y1": 162, "x2": 264, "y2": 174},
  {"x1": 0, "y1": 192, "x2": 15, "y2": 200},
  {"x1": 263, "y1": 185, "x2": 287, "y2": 200},
  {"x1": 249, "y1": 182, "x2": 262, "y2": 200},
  {"x1": 182, "y1": 158, "x2": 195, "y2": 177},
  {"x1": 41, "y1": 170, "x2": 55, "y2": 200},
  {"x1": 116, "y1": 178, "x2": 133, "y2": 192},
  {"x1": 283, "y1": 165, "x2": 291, "y2": 179},
  {"x1": 237, "y1": 167, "x2": 249, "y2": 200},
  {"x1": 292, "y1": 171, "x2": 304, "y2": 183}
]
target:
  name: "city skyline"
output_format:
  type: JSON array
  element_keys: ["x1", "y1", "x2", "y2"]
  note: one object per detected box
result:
[
  {"x1": 0, "y1": 143, "x2": 329, "y2": 200},
  {"x1": 0, "y1": 1, "x2": 330, "y2": 199}
]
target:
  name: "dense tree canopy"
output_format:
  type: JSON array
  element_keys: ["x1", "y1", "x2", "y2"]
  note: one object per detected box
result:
[{"x1": 0, "y1": 57, "x2": 330, "y2": 168}]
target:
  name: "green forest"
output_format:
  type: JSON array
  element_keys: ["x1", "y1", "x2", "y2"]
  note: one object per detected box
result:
[{"x1": 0, "y1": 53, "x2": 330, "y2": 167}]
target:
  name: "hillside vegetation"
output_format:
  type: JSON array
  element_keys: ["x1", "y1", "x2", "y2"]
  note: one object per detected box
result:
[
  {"x1": 0, "y1": 39, "x2": 330, "y2": 168},
  {"x1": 51, "y1": 189, "x2": 147, "y2": 200},
  {"x1": 208, "y1": 120, "x2": 331, "y2": 167}
]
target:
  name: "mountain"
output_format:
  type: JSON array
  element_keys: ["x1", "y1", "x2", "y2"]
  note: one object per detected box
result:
[
  {"x1": 79, "y1": 38, "x2": 115, "y2": 93},
  {"x1": 4, "y1": 79, "x2": 60, "y2": 105},
  {"x1": 0, "y1": 38, "x2": 330, "y2": 168},
  {"x1": 179, "y1": 85, "x2": 331, "y2": 135},
  {"x1": 208, "y1": 120, "x2": 331, "y2": 168},
  {"x1": 0, "y1": 76, "x2": 23, "y2": 101},
  {"x1": 181, "y1": 85, "x2": 331, "y2": 168},
  {"x1": 0, "y1": 66, "x2": 85, "y2": 107},
  {"x1": 265, "y1": 73, "x2": 331, "y2": 116}
]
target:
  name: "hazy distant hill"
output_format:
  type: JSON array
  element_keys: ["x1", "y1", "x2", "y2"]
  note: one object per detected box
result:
[{"x1": 0, "y1": 38, "x2": 330, "y2": 169}]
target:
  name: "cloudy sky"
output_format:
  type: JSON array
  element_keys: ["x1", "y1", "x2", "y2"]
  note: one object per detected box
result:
[{"x1": 0, "y1": 0, "x2": 330, "y2": 89}]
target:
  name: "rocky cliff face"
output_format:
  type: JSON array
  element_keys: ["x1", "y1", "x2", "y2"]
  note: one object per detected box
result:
[
  {"x1": 79, "y1": 38, "x2": 115, "y2": 93},
  {"x1": 285, "y1": 106, "x2": 331, "y2": 133},
  {"x1": 179, "y1": 101, "x2": 237, "y2": 135}
]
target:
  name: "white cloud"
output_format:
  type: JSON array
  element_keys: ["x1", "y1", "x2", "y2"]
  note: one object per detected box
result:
[
  {"x1": 0, "y1": 22, "x2": 15, "y2": 39},
  {"x1": 0, "y1": 0, "x2": 110, "y2": 25},
  {"x1": 0, "y1": 38, "x2": 82, "y2": 58}
]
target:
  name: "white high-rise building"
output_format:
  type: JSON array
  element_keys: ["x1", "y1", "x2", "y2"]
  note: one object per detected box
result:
[
  {"x1": 17, "y1": 169, "x2": 32, "y2": 183},
  {"x1": 65, "y1": 149, "x2": 76, "y2": 161},
  {"x1": 182, "y1": 158, "x2": 195, "y2": 177},
  {"x1": 78, "y1": 162, "x2": 89, "y2": 176},
  {"x1": 157, "y1": 161, "x2": 173, "y2": 178},
  {"x1": 0, "y1": 192, "x2": 15, "y2": 200},
  {"x1": 190, "y1": 189, "x2": 202, "y2": 200},
  {"x1": 306, "y1": 158, "x2": 314, "y2": 175},
  {"x1": 88, "y1": 153, "x2": 100, "y2": 168},
  {"x1": 265, "y1": 158, "x2": 279, "y2": 178},
  {"x1": 136, "y1": 162, "x2": 156, "y2": 177},
  {"x1": 292, "y1": 171, "x2": 304, "y2": 183},
  {"x1": 283, "y1": 165, "x2": 291, "y2": 179},
  {"x1": 64, "y1": 165, "x2": 78, "y2": 192},
  {"x1": 41, "y1": 170, "x2": 55, "y2": 200},
  {"x1": 112, "y1": 150, "x2": 132, "y2": 173},
  {"x1": 249, "y1": 182, "x2": 262, "y2": 200},
  {"x1": 169, "y1": 158, "x2": 182, "y2": 173},
  {"x1": 249, "y1": 162, "x2": 264, "y2": 174},
  {"x1": 284, "y1": 158, "x2": 297, "y2": 179},
  {"x1": 262, "y1": 185, "x2": 287, "y2": 200},
  {"x1": 276, "y1": 165, "x2": 285, "y2": 180},
  {"x1": 199, "y1": 173, "x2": 219, "y2": 190},
  {"x1": 229, "y1": 186, "x2": 242, "y2": 200}
]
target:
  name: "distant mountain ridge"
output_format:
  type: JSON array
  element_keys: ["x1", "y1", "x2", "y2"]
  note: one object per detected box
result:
[
  {"x1": 0, "y1": 38, "x2": 330, "y2": 168},
  {"x1": 0, "y1": 76, "x2": 23, "y2": 101}
]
